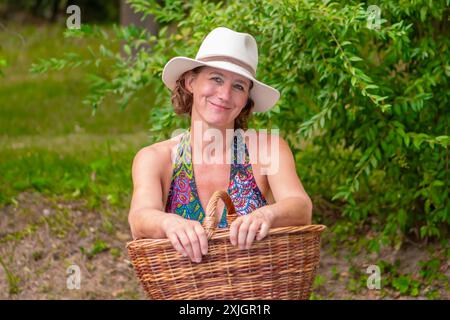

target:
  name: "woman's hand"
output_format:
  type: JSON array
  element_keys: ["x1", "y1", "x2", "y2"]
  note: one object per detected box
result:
[
  {"x1": 229, "y1": 208, "x2": 273, "y2": 250},
  {"x1": 162, "y1": 214, "x2": 208, "y2": 263}
]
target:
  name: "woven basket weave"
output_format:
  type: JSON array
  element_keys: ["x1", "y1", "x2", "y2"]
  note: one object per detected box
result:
[{"x1": 127, "y1": 190, "x2": 326, "y2": 300}]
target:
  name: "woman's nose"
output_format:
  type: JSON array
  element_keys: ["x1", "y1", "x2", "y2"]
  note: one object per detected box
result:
[{"x1": 216, "y1": 82, "x2": 232, "y2": 102}]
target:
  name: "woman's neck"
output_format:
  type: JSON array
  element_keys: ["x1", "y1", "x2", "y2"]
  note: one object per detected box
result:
[{"x1": 189, "y1": 119, "x2": 235, "y2": 165}]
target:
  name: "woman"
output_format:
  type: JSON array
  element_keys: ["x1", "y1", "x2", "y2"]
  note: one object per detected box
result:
[{"x1": 128, "y1": 27, "x2": 312, "y2": 263}]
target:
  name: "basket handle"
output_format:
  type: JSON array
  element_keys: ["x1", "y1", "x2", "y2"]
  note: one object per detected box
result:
[{"x1": 202, "y1": 190, "x2": 237, "y2": 240}]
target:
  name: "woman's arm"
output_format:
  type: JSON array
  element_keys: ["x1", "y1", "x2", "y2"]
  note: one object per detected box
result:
[
  {"x1": 229, "y1": 134, "x2": 312, "y2": 249},
  {"x1": 263, "y1": 136, "x2": 312, "y2": 226},
  {"x1": 128, "y1": 145, "x2": 168, "y2": 239},
  {"x1": 128, "y1": 145, "x2": 208, "y2": 263}
]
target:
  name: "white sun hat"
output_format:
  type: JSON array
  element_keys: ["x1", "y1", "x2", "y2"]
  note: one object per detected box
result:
[{"x1": 161, "y1": 27, "x2": 280, "y2": 113}]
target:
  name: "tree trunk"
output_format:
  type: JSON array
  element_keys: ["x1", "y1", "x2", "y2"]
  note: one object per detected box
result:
[{"x1": 120, "y1": 0, "x2": 159, "y2": 35}]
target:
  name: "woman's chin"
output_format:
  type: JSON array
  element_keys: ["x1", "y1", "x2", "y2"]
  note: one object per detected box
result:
[{"x1": 203, "y1": 113, "x2": 233, "y2": 128}]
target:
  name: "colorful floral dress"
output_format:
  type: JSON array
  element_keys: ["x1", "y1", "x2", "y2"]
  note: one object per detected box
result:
[{"x1": 165, "y1": 129, "x2": 267, "y2": 227}]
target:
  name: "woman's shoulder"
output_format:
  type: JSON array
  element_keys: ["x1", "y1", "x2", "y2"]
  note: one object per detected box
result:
[{"x1": 132, "y1": 133, "x2": 184, "y2": 168}]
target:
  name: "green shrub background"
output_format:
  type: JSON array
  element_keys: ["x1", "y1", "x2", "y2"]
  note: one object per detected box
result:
[{"x1": 31, "y1": 0, "x2": 448, "y2": 248}]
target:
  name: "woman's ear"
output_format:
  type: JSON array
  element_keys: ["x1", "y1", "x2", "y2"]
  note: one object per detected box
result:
[{"x1": 185, "y1": 71, "x2": 195, "y2": 94}]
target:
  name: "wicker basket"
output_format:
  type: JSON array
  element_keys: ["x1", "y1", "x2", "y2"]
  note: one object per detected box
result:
[{"x1": 127, "y1": 190, "x2": 326, "y2": 300}]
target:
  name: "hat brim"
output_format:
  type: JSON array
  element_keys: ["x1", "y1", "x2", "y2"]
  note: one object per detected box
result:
[{"x1": 162, "y1": 57, "x2": 280, "y2": 113}]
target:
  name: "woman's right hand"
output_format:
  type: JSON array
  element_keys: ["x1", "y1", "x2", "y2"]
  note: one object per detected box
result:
[{"x1": 161, "y1": 214, "x2": 208, "y2": 263}]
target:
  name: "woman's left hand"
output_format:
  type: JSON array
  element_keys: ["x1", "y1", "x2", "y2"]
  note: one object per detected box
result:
[{"x1": 229, "y1": 208, "x2": 273, "y2": 250}]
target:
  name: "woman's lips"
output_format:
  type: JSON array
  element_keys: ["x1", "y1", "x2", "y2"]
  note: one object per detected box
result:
[{"x1": 208, "y1": 100, "x2": 230, "y2": 110}]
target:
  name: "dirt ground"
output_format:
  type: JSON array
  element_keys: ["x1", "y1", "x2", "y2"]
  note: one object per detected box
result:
[{"x1": 0, "y1": 192, "x2": 448, "y2": 300}]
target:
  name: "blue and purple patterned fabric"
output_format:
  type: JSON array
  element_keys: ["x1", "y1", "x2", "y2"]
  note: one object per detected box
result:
[{"x1": 165, "y1": 129, "x2": 267, "y2": 228}]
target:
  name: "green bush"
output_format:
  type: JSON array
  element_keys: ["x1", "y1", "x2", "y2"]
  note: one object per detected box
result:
[{"x1": 31, "y1": 0, "x2": 449, "y2": 247}]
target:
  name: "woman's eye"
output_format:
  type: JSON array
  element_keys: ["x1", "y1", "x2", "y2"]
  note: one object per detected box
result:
[{"x1": 210, "y1": 77, "x2": 244, "y2": 91}]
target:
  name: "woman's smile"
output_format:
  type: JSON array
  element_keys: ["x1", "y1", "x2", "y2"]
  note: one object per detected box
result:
[{"x1": 208, "y1": 100, "x2": 231, "y2": 111}]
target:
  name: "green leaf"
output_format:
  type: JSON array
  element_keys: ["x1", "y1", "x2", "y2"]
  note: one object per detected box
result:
[
  {"x1": 349, "y1": 56, "x2": 363, "y2": 62},
  {"x1": 365, "y1": 84, "x2": 379, "y2": 90},
  {"x1": 123, "y1": 44, "x2": 132, "y2": 56}
]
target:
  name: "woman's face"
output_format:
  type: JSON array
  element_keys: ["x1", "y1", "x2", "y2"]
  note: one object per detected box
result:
[{"x1": 186, "y1": 66, "x2": 252, "y2": 128}]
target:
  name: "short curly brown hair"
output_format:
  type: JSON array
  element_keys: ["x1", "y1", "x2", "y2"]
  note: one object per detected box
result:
[{"x1": 170, "y1": 66, "x2": 254, "y2": 130}]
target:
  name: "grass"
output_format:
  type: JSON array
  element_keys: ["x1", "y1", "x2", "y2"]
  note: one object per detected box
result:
[
  {"x1": 0, "y1": 135, "x2": 145, "y2": 207},
  {"x1": 0, "y1": 23, "x2": 153, "y2": 298},
  {"x1": 0, "y1": 22, "x2": 154, "y2": 206},
  {"x1": 0, "y1": 255, "x2": 21, "y2": 295}
]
